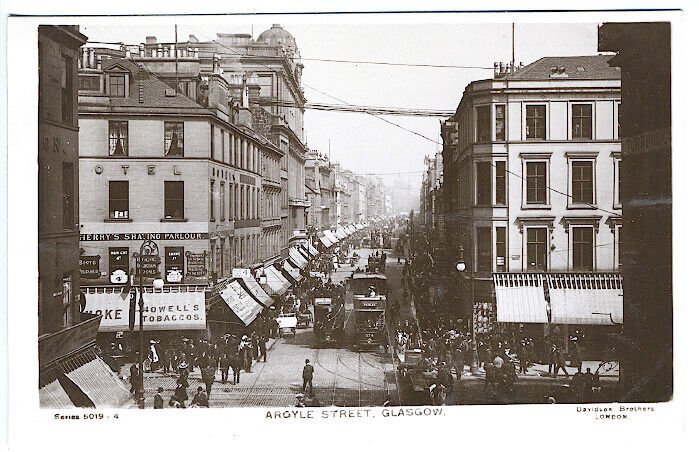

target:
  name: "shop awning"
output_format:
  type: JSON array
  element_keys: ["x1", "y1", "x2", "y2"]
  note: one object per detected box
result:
[
  {"x1": 39, "y1": 380, "x2": 75, "y2": 409},
  {"x1": 304, "y1": 241, "x2": 319, "y2": 257},
  {"x1": 493, "y1": 273, "x2": 549, "y2": 323},
  {"x1": 239, "y1": 275, "x2": 274, "y2": 308},
  {"x1": 264, "y1": 266, "x2": 291, "y2": 295},
  {"x1": 319, "y1": 234, "x2": 333, "y2": 248},
  {"x1": 348, "y1": 225, "x2": 357, "y2": 234},
  {"x1": 296, "y1": 244, "x2": 313, "y2": 261},
  {"x1": 323, "y1": 230, "x2": 339, "y2": 244},
  {"x1": 220, "y1": 280, "x2": 264, "y2": 326},
  {"x1": 65, "y1": 356, "x2": 134, "y2": 408},
  {"x1": 283, "y1": 260, "x2": 303, "y2": 282},
  {"x1": 547, "y1": 274, "x2": 623, "y2": 325},
  {"x1": 83, "y1": 288, "x2": 206, "y2": 332},
  {"x1": 334, "y1": 229, "x2": 347, "y2": 240},
  {"x1": 289, "y1": 247, "x2": 309, "y2": 268}
]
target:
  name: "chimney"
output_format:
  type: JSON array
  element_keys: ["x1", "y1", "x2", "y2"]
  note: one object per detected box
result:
[
  {"x1": 145, "y1": 36, "x2": 157, "y2": 45},
  {"x1": 188, "y1": 34, "x2": 199, "y2": 43},
  {"x1": 139, "y1": 44, "x2": 145, "y2": 58}
]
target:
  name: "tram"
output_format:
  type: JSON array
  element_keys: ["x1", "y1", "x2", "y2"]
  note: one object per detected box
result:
[
  {"x1": 349, "y1": 273, "x2": 387, "y2": 350},
  {"x1": 313, "y1": 296, "x2": 345, "y2": 346}
]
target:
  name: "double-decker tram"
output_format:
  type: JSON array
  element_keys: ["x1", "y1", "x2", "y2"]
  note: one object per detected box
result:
[
  {"x1": 313, "y1": 296, "x2": 345, "y2": 346},
  {"x1": 349, "y1": 273, "x2": 387, "y2": 350}
]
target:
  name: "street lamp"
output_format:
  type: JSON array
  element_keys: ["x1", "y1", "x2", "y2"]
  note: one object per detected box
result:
[
  {"x1": 135, "y1": 239, "x2": 163, "y2": 409},
  {"x1": 455, "y1": 244, "x2": 479, "y2": 374}
]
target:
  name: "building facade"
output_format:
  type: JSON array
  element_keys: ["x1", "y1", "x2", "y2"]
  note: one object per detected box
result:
[
  {"x1": 599, "y1": 22, "x2": 672, "y2": 402},
  {"x1": 446, "y1": 55, "x2": 622, "y2": 341},
  {"x1": 38, "y1": 25, "x2": 87, "y2": 335}
]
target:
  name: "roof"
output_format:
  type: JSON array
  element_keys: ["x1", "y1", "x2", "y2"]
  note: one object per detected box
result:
[
  {"x1": 505, "y1": 55, "x2": 620, "y2": 81},
  {"x1": 351, "y1": 273, "x2": 387, "y2": 280}
]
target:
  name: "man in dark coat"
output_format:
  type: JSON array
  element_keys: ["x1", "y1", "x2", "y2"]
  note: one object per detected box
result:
[
  {"x1": 259, "y1": 337, "x2": 267, "y2": 362},
  {"x1": 153, "y1": 387, "x2": 164, "y2": 409},
  {"x1": 201, "y1": 362, "x2": 216, "y2": 397},
  {"x1": 231, "y1": 352, "x2": 242, "y2": 384},
  {"x1": 219, "y1": 352, "x2": 231, "y2": 383},
  {"x1": 302, "y1": 359, "x2": 314, "y2": 394}
]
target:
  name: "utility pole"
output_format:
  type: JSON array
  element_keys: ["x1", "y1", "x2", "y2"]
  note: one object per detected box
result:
[{"x1": 175, "y1": 24, "x2": 179, "y2": 93}]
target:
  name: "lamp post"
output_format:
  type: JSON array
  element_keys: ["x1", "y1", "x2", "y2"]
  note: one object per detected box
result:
[
  {"x1": 455, "y1": 244, "x2": 479, "y2": 374},
  {"x1": 135, "y1": 239, "x2": 164, "y2": 409}
]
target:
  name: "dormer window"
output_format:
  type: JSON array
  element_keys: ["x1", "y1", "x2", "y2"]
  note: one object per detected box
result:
[{"x1": 109, "y1": 74, "x2": 126, "y2": 97}]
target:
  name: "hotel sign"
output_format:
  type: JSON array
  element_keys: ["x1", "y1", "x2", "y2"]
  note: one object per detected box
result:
[{"x1": 80, "y1": 232, "x2": 209, "y2": 242}]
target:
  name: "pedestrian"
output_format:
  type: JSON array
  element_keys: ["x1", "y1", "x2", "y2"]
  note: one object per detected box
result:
[
  {"x1": 259, "y1": 336, "x2": 267, "y2": 362},
  {"x1": 231, "y1": 352, "x2": 242, "y2": 384},
  {"x1": 548, "y1": 344, "x2": 557, "y2": 376},
  {"x1": 251, "y1": 333, "x2": 259, "y2": 361},
  {"x1": 554, "y1": 346, "x2": 569, "y2": 378},
  {"x1": 219, "y1": 352, "x2": 230, "y2": 384},
  {"x1": 302, "y1": 359, "x2": 314, "y2": 394},
  {"x1": 453, "y1": 348, "x2": 464, "y2": 380},
  {"x1": 191, "y1": 386, "x2": 209, "y2": 408},
  {"x1": 153, "y1": 387, "x2": 164, "y2": 409},
  {"x1": 201, "y1": 362, "x2": 216, "y2": 398},
  {"x1": 129, "y1": 363, "x2": 140, "y2": 395},
  {"x1": 173, "y1": 382, "x2": 188, "y2": 407}
]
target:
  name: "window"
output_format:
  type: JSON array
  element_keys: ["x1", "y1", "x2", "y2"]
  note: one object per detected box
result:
[
  {"x1": 495, "y1": 104, "x2": 506, "y2": 141},
  {"x1": 109, "y1": 121, "x2": 128, "y2": 156},
  {"x1": 572, "y1": 104, "x2": 592, "y2": 139},
  {"x1": 495, "y1": 161, "x2": 506, "y2": 205},
  {"x1": 496, "y1": 227, "x2": 507, "y2": 272},
  {"x1": 476, "y1": 106, "x2": 491, "y2": 142},
  {"x1": 109, "y1": 74, "x2": 126, "y2": 97},
  {"x1": 221, "y1": 130, "x2": 225, "y2": 163},
  {"x1": 476, "y1": 162, "x2": 492, "y2": 206},
  {"x1": 571, "y1": 161, "x2": 594, "y2": 204},
  {"x1": 79, "y1": 75, "x2": 100, "y2": 91},
  {"x1": 62, "y1": 275, "x2": 72, "y2": 327},
  {"x1": 109, "y1": 181, "x2": 129, "y2": 219},
  {"x1": 220, "y1": 181, "x2": 225, "y2": 221},
  {"x1": 615, "y1": 225, "x2": 623, "y2": 270},
  {"x1": 164, "y1": 122, "x2": 184, "y2": 157},
  {"x1": 258, "y1": 75, "x2": 273, "y2": 97},
  {"x1": 229, "y1": 183, "x2": 234, "y2": 221},
  {"x1": 229, "y1": 133, "x2": 233, "y2": 164},
  {"x1": 235, "y1": 183, "x2": 240, "y2": 219},
  {"x1": 526, "y1": 228, "x2": 547, "y2": 271},
  {"x1": 526, "y1": 162, "x2": 547, "y2": 205},
  {"x1": 477, "y1": 227, "x2": 492, "y2": 273},
  {"x1": 572, "y1": 227, "x2": 594, "y2": 271},
  {"x1": 210, "y1": 125, "x2": 215, "y2": 159},
  {"x1": 164, "y1": 181, "x2": 184, "y2": 219},
  {"x1": 526, "y1": 105, "x2": 546, "y2": 140},
  {"x1": 108, "y1": 247, "x2": 130, "y2": 284},
  {"x1": 210, "y1": 179, "x2": 216, "y2": 222},
  {"x1": 62, "y1": 162, "x2": 74, "y2": 230},
  {"x1": 615, "y1": 159, "x2": 623, "y2": 207},
  {"x1": 165, "y1": 247, "x2": 184, "y2": 283},
  {"x1": 61, "y1": 55, "x2": 73, "y2": 123}
]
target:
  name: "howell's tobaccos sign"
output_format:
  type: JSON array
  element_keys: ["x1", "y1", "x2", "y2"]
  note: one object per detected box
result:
[
  {"x1": 82, "y1": 290, "x2": 206, "y2": 331},
  {"x1": 80, "y1": 232, "x2": 209, "y2": 241}
]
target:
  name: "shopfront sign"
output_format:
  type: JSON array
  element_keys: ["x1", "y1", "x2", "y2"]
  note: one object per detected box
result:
[
  {"x1": 165, "y1": 247, "x2": 184, "y2": 283},
  {"x1": 79, "y1": 255, "x2": 101, "y2": 279},
  {"x1": 136, "y1": 255, "x2": 160, "y2": 278},
  {"x1": 83, "y1": 290, "x2": 206, "y2": 332},
  {"x1": 232, "y1": 268, "x2": 252, "y2": 278},
  {"x1": 80, "y1": 232, "x2": 209, "y2": 242},
  {"x1": 185, "y1": 252, "x2": 207, "y2": 277},
  {"x1": 109, "y1": 248, "x2": 130, "y2": 284}
]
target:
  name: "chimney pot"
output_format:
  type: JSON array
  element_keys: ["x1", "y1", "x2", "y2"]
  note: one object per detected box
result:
[{"x1": 145, "y1": 36, "x2": 157, "y2": 45}]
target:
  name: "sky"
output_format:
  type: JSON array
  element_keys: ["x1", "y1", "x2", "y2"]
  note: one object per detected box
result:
[{"x1": 80, "y1": 19, "x2": 602, "y2": 195}]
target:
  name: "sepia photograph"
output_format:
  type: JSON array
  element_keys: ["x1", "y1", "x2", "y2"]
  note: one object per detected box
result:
[{"x1": 3, "y1": 2, "x2": 694, "y2": 450}]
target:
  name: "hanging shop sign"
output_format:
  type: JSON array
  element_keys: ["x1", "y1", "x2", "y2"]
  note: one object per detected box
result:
[{"x1": 79, "y1": 255, "x2": 101, "y2": 279}]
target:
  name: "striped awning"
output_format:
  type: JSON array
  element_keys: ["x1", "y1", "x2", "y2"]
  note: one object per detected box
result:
[
  {"x1": 347, "y1": 225, "x2": 357, "y2": 234},
  {"x1": 548, "y1": 274, "x2": 623, "y2": 325},
  {"x1": 283, "y1": 260, "x2": 303, "y2": 282},
  {"x1": 304, "y1": 242, "x2": 319, "y2": 257},
  {"x1": 335, "y1": 228, "x2": 348, "y2": 240},
  {"x1": 265, "y1": 266, "x2": 291, "y2": 295},
  {"x1": 65, "y1": 357, "x2": 134, "y2": 408},
  {"x1": 323, "y1": 230, "x2": 339, "y2": 244},
  {"x1": 39, "y1": 380, "x2": 75, "y2": 409},
  {"x1": 296, "y1": 245, "x2": 313, "y2": 261},
  {"x1": 493, "y1": 273, "x2": 549, "y2": 323},
  {"x1": 220, "y1": 280, "x2": 264, "y2": 326},
  {"x1": 239, "y1": 276, "x2": 274, "y2": 308},
  {"x1": 289, "y1": 247, "x2": 309, "y2": 268},
  {"x1": 319, "y1": 234, "x2": 333, "y2": 248}
]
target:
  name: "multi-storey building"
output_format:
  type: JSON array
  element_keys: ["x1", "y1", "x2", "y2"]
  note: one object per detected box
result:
[
  {"x1": 448, "y1": 55, "x2": 622, "y2": 348},
  {"x1": 38, "y1": 26, "x2": 133, "y2": 408},
  {"x1": 599, "y1": 23, "x2": 672, "y2": 402}
]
